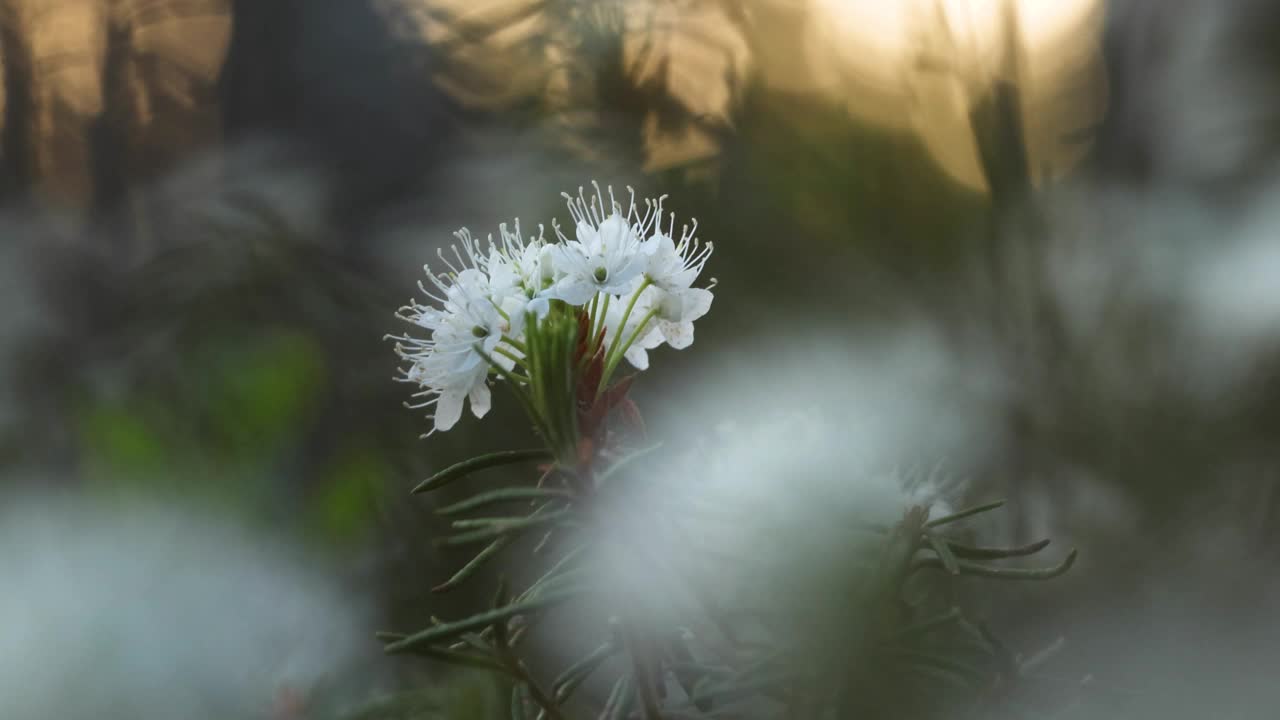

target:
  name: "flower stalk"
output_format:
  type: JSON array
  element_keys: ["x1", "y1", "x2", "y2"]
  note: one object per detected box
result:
[{"x1": 378, "y1": 183, "x2": 1076, "y2": 720}]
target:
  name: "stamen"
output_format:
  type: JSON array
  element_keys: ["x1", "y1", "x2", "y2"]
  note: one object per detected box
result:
[{"x1": 592, "y1": 180, "x2": 606, "y2": 225}]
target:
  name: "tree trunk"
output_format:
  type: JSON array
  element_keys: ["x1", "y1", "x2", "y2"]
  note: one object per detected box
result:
[
  {"x1": 219, "y1": 0, "x2": 299, "y2": 137},
  {"x1": 0, "y1": 0, "x2": 34, "y2": 199}
]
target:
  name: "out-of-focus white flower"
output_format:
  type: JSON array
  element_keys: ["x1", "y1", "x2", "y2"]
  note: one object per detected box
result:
[
  {"x1": 0, "y1": 497, "x2": 373, "y2": 720},
  {"x1": 550, "y1": 184, "x2": 657, "y2": 305}
]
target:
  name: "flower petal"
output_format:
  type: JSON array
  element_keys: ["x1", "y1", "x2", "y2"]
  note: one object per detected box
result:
[
  {"x1": 681, "y1": 287, "x2": 714, "y2": 322},
  {"x1": 624, "y1": 345, "x2": 651, "y2": 370},
  {"x1": 661, "y1": 320, "x2": 695, "y2": 349},
  {"x1": 434, "y1": 391, "x2": 466, "y2": 432},
  {"x1": 468, "y1": 382, "x2": 492, "y2": 419},
  {"x1": 550, "y1": 279, "x2": 598, "y2": 306}
]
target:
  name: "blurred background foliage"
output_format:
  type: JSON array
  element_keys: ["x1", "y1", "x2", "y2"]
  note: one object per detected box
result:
[{"x1": 4, "y1": 0, "x2": 1280, "y2": 716}]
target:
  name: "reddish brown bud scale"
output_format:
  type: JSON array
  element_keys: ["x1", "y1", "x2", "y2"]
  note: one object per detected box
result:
[{"x1": 618, "y1": 397, "x2": 647, "y2": 439}]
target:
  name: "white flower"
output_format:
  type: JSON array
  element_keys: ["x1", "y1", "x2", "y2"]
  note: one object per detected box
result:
[
  {"x1": 602, "y1": 287, "x2": 665, "y2": 370},
  {"x1": 640, "y1": 212, "x2": 713, "y2": 294},
  {"x1": 650, "y1": 285, "x2": 714, "y2": 349},
  {"x1": 486, "y1": 219, "x2": 556, "y2": 319},
  {"x1": 393, "y1": 229, "x2": 525, "y2": 434},
  {"x1": 549, "y1": 183, "x2": 659, "y2": 305},
  {"x1": 403, "y1": 325, "x2": 491, "y2": 434},
  {"x1": 390, "y1": 183, "x2": 717, "y2": 434},
  {"x1": 637, "y1": 203, "x2": 715, "y2": 350}
]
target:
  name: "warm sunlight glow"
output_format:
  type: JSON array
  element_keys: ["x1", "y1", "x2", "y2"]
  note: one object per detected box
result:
[
  {"x1": 814, "y1": 0, "x2": 1097, "y2": 75},
  {"x1": 806, "y1": 0, "x2": 1107, "y2": 192}
]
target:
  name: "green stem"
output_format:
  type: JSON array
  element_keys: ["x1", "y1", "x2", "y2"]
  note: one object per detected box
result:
[
  {"x1": 623, "y1": 620, "x2": 664, "y2": 720},
  {"x1": 489, "y1": 598, "x2": 566, "y2": 720},
  {"x1": 598, "y1": 307, "x2": 659, "y2": 396},
  {"x1": 477, "y1": 347, "x2": 550, "y2": 440},
  {"x1": 524, "y1": 313, "x2": 546, "y2": 421},
  {"x1": 502, "y1": 336, "x2": 528, "y2": 353},
  {"x1": 491, "y1": 300, "x2": 511, "y2": 323},
  {"x1": 587, "y1": 293, "x2": 600, "y2": 337},
  {"x1": 480, "y1": 348, "x2": 525, "y2": 388},
  {"x1": 594, "y1": 279, "x2": 653, "y2": 395},
  {"x1": 495, "y1": 345, "x2": 525, "y2": 367},
  {"x1": 514, "y1": 672, "x2": 564, "y2": 720},
  {"x1": 581, "y1": 294, "x2": 611, "y2": 376},
  {"x1": 610, "y1": 279, "x2": 651, "y2": 354},
  {"x1": 594, "y1": 294, "x2": 612, "y2": 349},
  {"x1": 491, "y1": 369, "x2": 532, "y2": 384}
]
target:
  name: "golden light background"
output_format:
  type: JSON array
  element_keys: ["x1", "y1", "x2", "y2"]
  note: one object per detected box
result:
[{"x1": 0, "y1": 0, "x2": 1106, "y2": 200}]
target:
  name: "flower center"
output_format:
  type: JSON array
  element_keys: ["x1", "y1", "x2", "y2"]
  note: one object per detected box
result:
[
  {"x1": 593, "y1": 267, "x2": 609, "y2": 283},
  {"x1": 471, "y1": 325, "x2": 490, "y2": 338}
]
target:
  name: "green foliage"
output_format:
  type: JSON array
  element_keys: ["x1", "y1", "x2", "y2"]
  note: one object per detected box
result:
[
  {"x1": 384, "y1": 413, "x2": 1078, "y2": 720},
  {"x1": 203, "y1": 331, "x2": 327, "y2": 458},
  {"x1": 70, "y1": 330, "x2": 380, "y2": 546},
  {"x1": 78, "y1": 400, "x2": 170, "y2": 481},
  {"x1": 312, "y1": 442, "x2": 391, "y2": 546}
]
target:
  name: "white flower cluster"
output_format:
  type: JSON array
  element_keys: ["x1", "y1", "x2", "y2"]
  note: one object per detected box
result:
[{"x1": 392, "y1": 183, "x2": 714, "y2": 434}]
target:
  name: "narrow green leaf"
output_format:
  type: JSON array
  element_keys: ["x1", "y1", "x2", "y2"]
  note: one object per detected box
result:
[
  {"x1": 493, "y1": 576, "x2": 511, "y2": 609},
  {"x1": 412, "y1": 449, "x2": 553, "y2": 494},
  {"x1": 522, "y1": 567, "x2": 592, "y2": 603},
  {"x1": 509, "y1": 618, "x2": 532, "y2": 649},
  {"x1": 449, "y1": 630, "x2": 493, "y2": 653},
  {"x1": 517, "y1": 544, "x2": 586, "y2": 603},
  {"x1": 953, "y1": 616, "x2": 999, "y2": 656},
  {"x1": 1019, "y1": 636, "x2": 1066, "y2": 673},
  {"x1": 925, "y1": 500, "x2": 1006, "y2": 527},
  {"x1": 914, "y1": 548, "x2": 1078, "y2": 580},
  {"x1": 432, "y1": 535, "x2": 514, "y2": 594},
  {"x1": 595, "y1": 443, "x2": 665, "y2": 487},
  {"x1": 439, "y1": 509, "x2": 574, "y2": 548},
  {"x1": 491, "y1": 577, "x2": 512, "y2": 649},
  {"x1": 553, "y1": 642, "x2": 616, "y2": 701},
  {"x1": 925, "y1": 533, "x2": 961, "y2": 575},
  {"x1": 604, "y1": 673, "x2": 635, "y2": 720},
  {"x1": 510, "y1": 683, "x2": 530, "y2": 720},
  {"x1": 946, "y1": 538, "x2": 1051, "y2": 559},
  {"x1": 669, "y1": 634, "x2": 728, "y2": 711},
  {"x1": 437, "y1": 487, "x2": 573, "y2": 516},
  {"x1": 384, "y1": 589, "x2": 578, "y2": 653},
  {"x1": 452, "y1": 515, "x2": 552, "y2": 529},
  {"x1": 389, "y1": 644, "x2": 513, "y2": 675}
]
